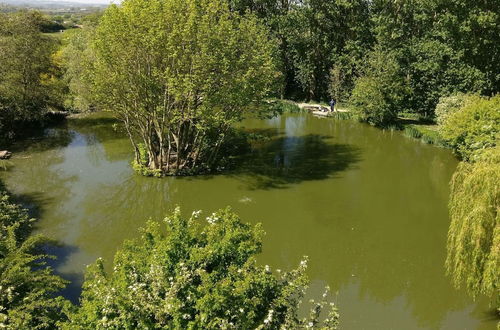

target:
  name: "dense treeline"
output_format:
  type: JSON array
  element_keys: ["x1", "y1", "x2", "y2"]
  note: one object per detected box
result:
[
  {"x1": 1, "y1": 0, "x2": 498, "y2": 149},
  {"x1": 57, "y1": 0, "x2": 499, "y2": 174},
  {"x1": 228, "y1": 0, "x2": 499, "y2": 125},
  {"x1": 0, "y1": 11, "x2": 64, "y2": 144}
]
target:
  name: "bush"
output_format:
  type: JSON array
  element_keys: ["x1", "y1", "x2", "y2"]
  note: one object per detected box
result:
[
  {"x1": 435, "y1": 93, "x2": 478, "y2": 125},
  {"x1": 350, "y1": 49, "x2": 409, "y2": 127},
  {"x1": 446, "y1": 147, "x2": 499, "y2": 301},
  {"x1": 64, "y1": 208, "x2": 339, "y2": 329},
  {"x1": 0, "y1": 186, "x2": 68, "y2": 329},
  {"x1": 439, "y1": 95, "x2": 500, "y2": 160}
]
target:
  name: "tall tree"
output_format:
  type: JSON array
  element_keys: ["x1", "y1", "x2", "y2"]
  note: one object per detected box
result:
[
  {"x1": 350, "y1": 48, "x2": 409, "y2": 126},
  {"x1": 0, "y1": 11, "x2": 57, "y2": 141},
  {"x1": 62, "y1": 13, "x2": 101, "y2": 112},
  {"x1": 283, "y1": 0, "x2": 372, "y2": 101},
  {"x1": 369, "y1": 0, "x2": 497, "y2": 118},
  {"x1": 91, "y1": 0, "x2": 276, "y2": 175}
]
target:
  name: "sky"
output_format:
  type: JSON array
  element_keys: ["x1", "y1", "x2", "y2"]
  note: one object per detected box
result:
[
  {"x1": 49, "y1": 0, "x2": 117, "y2": 3},
  {"x1": 6, "y1": 0, "x2": 120, "y2": 3}
]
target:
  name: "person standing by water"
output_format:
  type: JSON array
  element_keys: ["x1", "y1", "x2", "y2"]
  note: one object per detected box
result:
[{"x1": 329, "y1": 98, "x2": 336, "y2": 112}]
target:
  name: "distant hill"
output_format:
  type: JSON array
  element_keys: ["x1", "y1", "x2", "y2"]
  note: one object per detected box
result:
[{"x1": 0, "y1": 0, "x2": 114, "y2": 9}]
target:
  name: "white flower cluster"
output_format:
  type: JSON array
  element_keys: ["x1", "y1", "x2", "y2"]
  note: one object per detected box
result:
[
  {"x1": 263, "y1": 309, "x2": 274, "y2": 325},
  {"x1": 206, "y1": 213, "x2": 220, "y2": 225}
]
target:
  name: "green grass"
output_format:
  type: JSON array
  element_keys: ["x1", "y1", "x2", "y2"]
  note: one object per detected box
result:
[
  {"x1": 404, "y1": 124, "x2": 446, "y2": 146},
  {"x1": 277, "y1": 100, "x2": 306, "y2": 114},
  {"x1": 329, "y1": 111, "x2": 354, "y2": 120}
]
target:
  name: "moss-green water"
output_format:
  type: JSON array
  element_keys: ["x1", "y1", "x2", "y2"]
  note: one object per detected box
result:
[{"x1": 1, "y1": 112, "x2": 495, "y2": 329}]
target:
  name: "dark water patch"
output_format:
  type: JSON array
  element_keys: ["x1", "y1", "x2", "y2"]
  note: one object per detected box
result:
[{"x1": 234, "y1": 134, "x2": 361, "y2": 190}]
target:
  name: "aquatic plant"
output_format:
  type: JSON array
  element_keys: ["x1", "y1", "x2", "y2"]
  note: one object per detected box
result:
[
  {"x1": 404, "y1": 126, "x2": 422, "y2": 139},
  {"x1": 330, "y1": 112, "x2": 353, "y2": 120}
]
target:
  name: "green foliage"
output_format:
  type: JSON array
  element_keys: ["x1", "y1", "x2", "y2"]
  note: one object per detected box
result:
[
  {"x1": 361, "y1": 0, "x2": 499, "y2": 118},
  {"x1": 0, "y1": 186, "x2": 68, "y2": 329},
  {"x1": 404, "y1": 125, "x2": 444, "y2": 145},
  {"x1": 0, "y1": 10, "x2": 59, "y2": 142},
  {"x1": 350, "y1": 49, "x2": 409, "y2": 127},
  {"x1": 64, "y1": 208, "x2": 339, "y2": 329},
  {"x1": 329, "y1": 111, "x2": 353, "y2": 121},
  {"x1": 131, "y1": 144, "x2": 163, "y2": 178},
  {"x1": 284, "y1": 0, "x2": 372, "y2": 101},
  {"x1": 261, "y1": 100, "x2": 306, "y2": 118},
  {"x1": 90, "y1": 0, "x2": 276, "y2": 175},
  {"x1": 403, "y1": 39, "x2": 485, "y2": 118},
  {"x1": 404, "y1": 126, "x2": 422, "y2": 139},
  {"x1": 440, "y1": 95, "x2": 500, "y2": 160},
  {"x1": 61, "y1": 20, "x2": 99, "y2": 112},
  {"x1": 446, "y1": 147, "x2": 499, "y2": 301}
]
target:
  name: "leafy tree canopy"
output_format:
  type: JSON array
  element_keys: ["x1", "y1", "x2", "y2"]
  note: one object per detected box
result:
[{"x1": 90, "y1": 0, "x2": 277, "y2": 175}]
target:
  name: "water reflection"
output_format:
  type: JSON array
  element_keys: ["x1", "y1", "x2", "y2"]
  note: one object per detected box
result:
[
  {"x1": 236, "y1": 134, "x2": 361, "y2": 190},
  {"x1": 0, "y1": 113, "x2": 495, "y2": 329}
]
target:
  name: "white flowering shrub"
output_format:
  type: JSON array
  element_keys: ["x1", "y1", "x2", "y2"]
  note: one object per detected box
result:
[
  {"x1": 439, "y1": 95, "x2": 500, "y2": 160},
  {"x1": 434, "y1": 93, "x2": 474, "y2": 125},
  {"x1": 64, "y1": 208, "x2": 339, "y2": 329},
  {"x1": 0, "y1": 188, "x2": 68, "y2": 329}
]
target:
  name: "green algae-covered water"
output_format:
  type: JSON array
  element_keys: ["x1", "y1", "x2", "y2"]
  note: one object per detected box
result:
[{"x1": 1, "y1": 113, "x2": 496, "y2": 329}]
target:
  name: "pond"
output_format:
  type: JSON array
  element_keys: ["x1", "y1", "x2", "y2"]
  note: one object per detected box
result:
[{"x1": 1, "y1": 112, "x2": 495, "y2": 329}]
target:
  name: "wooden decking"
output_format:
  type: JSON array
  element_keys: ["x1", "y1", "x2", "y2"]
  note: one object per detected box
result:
[
  {"x1": 297, "y1": 103, "x2": 350, "y2": 118},
  {"x1": 297, "y1": 102, "x2": 349, "y2": 112},
  {"x1": 0, "y1": 151, "x2": 12, "y2": 159}
]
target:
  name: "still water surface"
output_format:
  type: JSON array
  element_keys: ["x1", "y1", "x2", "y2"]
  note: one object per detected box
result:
[{"x1": 1, "y1": 113, "x2": 495, "y2": 329}]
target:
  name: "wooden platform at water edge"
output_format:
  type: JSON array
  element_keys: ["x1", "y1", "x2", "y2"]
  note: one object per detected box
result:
[{"x1": 297, "y1": 103, "x2": 350, "y2": 118}]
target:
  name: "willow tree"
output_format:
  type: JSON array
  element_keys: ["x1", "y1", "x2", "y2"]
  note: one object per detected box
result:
[
  {"x1": 446, "y1": 147, "x2": 499, "y2": 301},
  {"x1": 92, "y1": 0, "x2": 276, "y2": 175}
]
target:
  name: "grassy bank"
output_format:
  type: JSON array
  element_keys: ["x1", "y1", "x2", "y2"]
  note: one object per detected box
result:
[
  {"x1": 403, "y1": 123, "x2": 445, "y2": 146},
  {"x1": 281, "y1": 99, "x2": 448, "y2": 147}
]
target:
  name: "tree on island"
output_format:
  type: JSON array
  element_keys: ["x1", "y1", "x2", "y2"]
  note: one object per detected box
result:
[{"x1": 90, "y1": 0, "x2": 277, "y2": 176}]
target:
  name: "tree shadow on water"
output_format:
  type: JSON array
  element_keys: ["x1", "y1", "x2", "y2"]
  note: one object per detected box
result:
[
  {"x1": 232, "y1": 134, "x2": 362, "y2": 190},
  {"x1": 7, "y1": 126, "x2": 73, "y2": 154}
]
